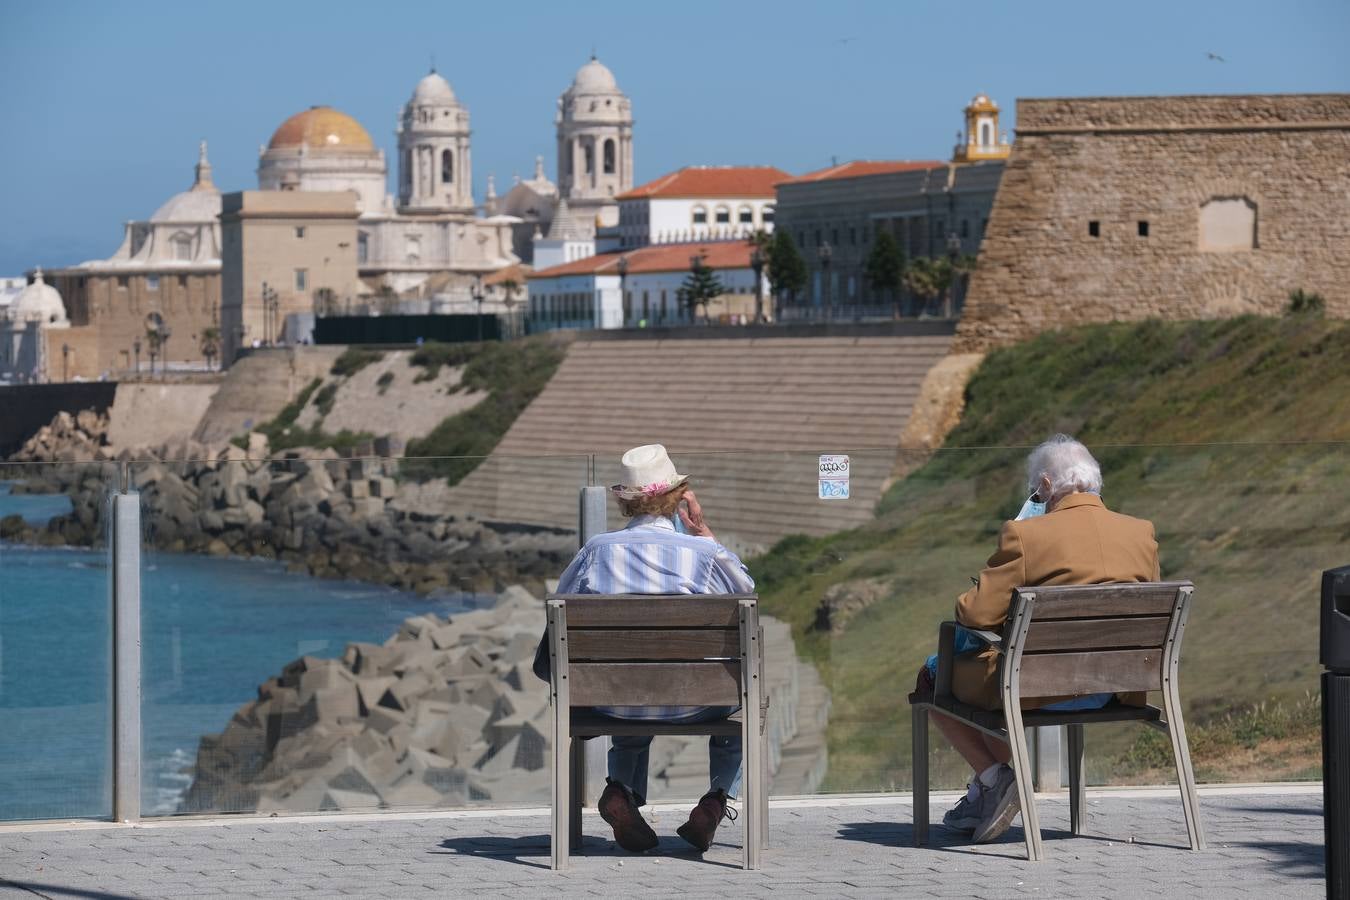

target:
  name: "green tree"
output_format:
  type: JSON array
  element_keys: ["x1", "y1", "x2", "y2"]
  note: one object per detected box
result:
[
  {"x1": 680, "y1": 256, "x2": 724, "y2": 323},
  {"x1": 198, "y1": 325, "x2": 220, "y2": 371},
  {"x1": 864, "y1": 229, "x2": 906, "y2": 317},
  {"x1": 767, "y1": 229, "x2": 807, "y2": 307}
]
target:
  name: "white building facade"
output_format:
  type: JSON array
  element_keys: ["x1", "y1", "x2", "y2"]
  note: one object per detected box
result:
[{"x1": 612, "y1": 166, "x2": 788, "y2": 250}]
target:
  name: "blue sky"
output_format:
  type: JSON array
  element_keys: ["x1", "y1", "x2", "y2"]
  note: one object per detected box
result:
[{"x1": 1, "y1": 0, "x2": 1346, "y2": 274}]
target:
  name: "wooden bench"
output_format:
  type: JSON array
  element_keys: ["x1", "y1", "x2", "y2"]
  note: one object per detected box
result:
[
  {"x1": 910, "y1": 581, "x2": 1206, "y2": 860},
  {"x1": 545, "y1": 592, "x2": 769, "y2": 871}
]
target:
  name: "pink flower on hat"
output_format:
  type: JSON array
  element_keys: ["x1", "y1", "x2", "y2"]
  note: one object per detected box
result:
[{"x1": 640, "y1": 481, "x2": 670, "y2": 496}]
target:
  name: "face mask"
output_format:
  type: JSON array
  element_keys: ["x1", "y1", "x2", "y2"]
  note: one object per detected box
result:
[{"x1": 1015, "y1": 493, "x2": 1047, "y2": 521}]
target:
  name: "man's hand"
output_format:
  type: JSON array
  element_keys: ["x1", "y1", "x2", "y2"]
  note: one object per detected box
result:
[{"x1": 678, "y1": 489, "x2": 716, "y2": 542}]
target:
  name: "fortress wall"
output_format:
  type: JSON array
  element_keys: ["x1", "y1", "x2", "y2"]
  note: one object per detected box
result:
[{"x1": 955, "y1": 94, "x2": 1350, "y2": 351}]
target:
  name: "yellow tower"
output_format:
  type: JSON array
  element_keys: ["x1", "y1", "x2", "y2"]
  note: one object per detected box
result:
[{"x1": 953, "y1": 93, "x2": 1011, "y2": 163}]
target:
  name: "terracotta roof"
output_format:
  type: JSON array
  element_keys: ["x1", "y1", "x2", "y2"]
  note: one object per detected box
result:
[
  {"x1": 529, "y1": 240, "x2": 756, "y2": 280},
  {"x1": 782, "y1": 160, "x2": 943, "y2": 184},
  {"x1": 617, "y1": 166, "x2": 791, "y2": 200},
  {"x1": 484, "y1": 263, "x2": 528, "y2": 286}
]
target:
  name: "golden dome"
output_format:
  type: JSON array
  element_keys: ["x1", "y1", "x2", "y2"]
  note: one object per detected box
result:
[{"x1": 267, "y1": 106, "x2": 374, "y2": 152}]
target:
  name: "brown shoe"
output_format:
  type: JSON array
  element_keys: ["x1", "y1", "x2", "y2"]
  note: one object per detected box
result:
[
  {"x1": 676, "y1": 788, "x2": 737, "y2": 852},
  {"x1": 598, "y1": 778, "x2": 659, "y2": 853}
]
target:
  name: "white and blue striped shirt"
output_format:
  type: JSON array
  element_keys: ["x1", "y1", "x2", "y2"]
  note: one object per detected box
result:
[{"x1": 556, "y1": 514, "x2": 755, "y2": 721}]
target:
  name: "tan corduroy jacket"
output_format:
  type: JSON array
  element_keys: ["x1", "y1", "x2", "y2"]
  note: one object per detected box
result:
[{"x1": 951, "y1": 492, "x2": 1160, "y2": 710}]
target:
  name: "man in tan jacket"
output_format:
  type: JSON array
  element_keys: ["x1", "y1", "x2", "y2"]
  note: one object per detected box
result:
[{"x1": 914, "y1": 435, "x2": 1159, "y2": 844}]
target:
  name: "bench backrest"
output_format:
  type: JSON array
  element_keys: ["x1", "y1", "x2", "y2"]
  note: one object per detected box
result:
[
  {"x1": 1004, "y1": 581, "x2": 1194, "y2": 698},
  {"x1": 546, "y1": 593, "x2": 759, "y2": 708}
]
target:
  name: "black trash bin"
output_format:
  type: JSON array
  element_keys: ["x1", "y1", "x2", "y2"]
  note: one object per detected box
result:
[{"x1": 1323, "y1": 564, "x2": 1350, "y2": 900}]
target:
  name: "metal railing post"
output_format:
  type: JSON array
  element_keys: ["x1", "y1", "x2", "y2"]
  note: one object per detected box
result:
[
  {"x1": 111, "y1": 490, "x2": 141, "y2": 822},
  {"x1": 1031, "y1": 726, "x2": 1065, "y2": 792},
  {"x1": 577, "y1": 484, "x2": 609, "y2": 805}
]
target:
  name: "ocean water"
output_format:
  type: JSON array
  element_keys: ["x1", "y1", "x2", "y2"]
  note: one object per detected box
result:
[{"x1": 0, "y1": 484, "x2": 475, "y2": 821}]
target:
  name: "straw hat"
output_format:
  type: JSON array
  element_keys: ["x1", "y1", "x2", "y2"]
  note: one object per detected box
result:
[{"x1": 610, "y1": 444, "x2": 689, "y2": 500}]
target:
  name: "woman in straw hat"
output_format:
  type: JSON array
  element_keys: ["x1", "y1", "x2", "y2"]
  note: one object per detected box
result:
[{"x1": 552, "y1": 444, "x2": 754, "y2": 855}]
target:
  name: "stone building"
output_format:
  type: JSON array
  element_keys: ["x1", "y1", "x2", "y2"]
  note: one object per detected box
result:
[
  {"x1": 44, "y1": 144, "x2": 223, "y2": 379},
  {"x1": 219, "y1": 192, "x2": 360, "y2": 363},
  {"x1": 609, "y1": 165, "x2": 788, "y2": 250},
  {"x1": 955, "y1": 93, "x2": 1350, "y2": 351},
  {"x1": 0, "y1": 270, "x2": 70, "y2": 383},
  {"x1": 773, "y1": 159, "x2": 1003, "y2": 318},
  {"x1": 554, "y1": 55, "x2": 634, "y2": 235}
]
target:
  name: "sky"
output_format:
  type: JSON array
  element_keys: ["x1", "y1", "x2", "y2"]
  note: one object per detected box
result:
[{"x1": 1, "y1": 0, "x2": 1346, "y2": 274}]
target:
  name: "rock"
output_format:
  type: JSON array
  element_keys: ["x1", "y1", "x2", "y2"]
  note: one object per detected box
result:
[
  {"x1": 812, "y1": 578, "x2": 891, "y2": 635},
  {"x1": 247, "y1": 432, "x2": 270, "y2": 459}
]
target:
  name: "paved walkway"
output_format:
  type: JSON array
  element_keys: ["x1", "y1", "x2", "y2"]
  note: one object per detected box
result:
[{"x1": 0, "y1": 786, "x2": 1324, "y2": 899}]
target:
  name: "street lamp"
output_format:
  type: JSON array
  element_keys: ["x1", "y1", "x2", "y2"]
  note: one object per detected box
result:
[
  {"x1": 472, "y1": 275, "x2": 485, "y2": 341},
  {"x1": 132, "y1": 337, "x2": 140, "y2": 376},
  {"x1": 62, "y1": 343, "x2": 70, "y2": 382},
  {"x1": 817, "y1": 241, "x2": 833, "y2": 322},
  {"x1": 616, "y1": 255, "x2": 629, "y2": 328},
  {"x1": 945, "y1": 231, "x2": 962, "y2": 319},
  {"x1": 161, "y1": 325, "x2": 172, "y2": 371},
  {"x1": 749, "y1": 246, "x2": 765, "y2": 324}
]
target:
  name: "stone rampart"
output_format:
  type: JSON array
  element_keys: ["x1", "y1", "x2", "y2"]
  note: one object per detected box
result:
[{"x1": 955, "y1": 93, "x2": 1350, "y2": 351}]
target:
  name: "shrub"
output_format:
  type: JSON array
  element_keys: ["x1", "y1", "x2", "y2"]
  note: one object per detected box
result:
[
  {"x1": 330, "y1": 347, "x2": 384, "y2": 376},
  {"x1": 1286, "y1": 289, "x2": 1326, "y2": 317}
]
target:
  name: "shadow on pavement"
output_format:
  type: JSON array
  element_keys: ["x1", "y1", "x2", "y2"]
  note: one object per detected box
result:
[
  {"x1": 838, "y1": 821, "x2": 1189, "y2": 856},
  {"x1": 1230, "y1": 840, "x2": 1325, "y2": 880},
  {"x1": 432, "y1": 833, "x2": 742, "y2": 870},
  {"x1": 0, "y1": 881, "x2": 139, "y2": 900}
]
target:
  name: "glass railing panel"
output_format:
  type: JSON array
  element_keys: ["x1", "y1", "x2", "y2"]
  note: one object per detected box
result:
[
  {"x1": 0, "y1": 460, "x2": 116, "y2": 820},
  {"x1": 137, "y1": 452, "x2": 588, "y2": 817}
]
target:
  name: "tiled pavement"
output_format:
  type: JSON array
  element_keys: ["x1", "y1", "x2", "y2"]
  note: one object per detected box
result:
[{"x1": 0, "y1": 785, "x2": 1325, "y2": 899}]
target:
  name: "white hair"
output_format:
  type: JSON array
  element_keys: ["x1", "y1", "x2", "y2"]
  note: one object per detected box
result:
[{"x1": 1026, "y1": 434, "x2": 1102, "y2": 499}]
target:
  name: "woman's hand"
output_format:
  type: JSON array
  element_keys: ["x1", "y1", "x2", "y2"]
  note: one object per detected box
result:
[{"x1": 678, "y1": 488, "x2": 716, "y2": 542}]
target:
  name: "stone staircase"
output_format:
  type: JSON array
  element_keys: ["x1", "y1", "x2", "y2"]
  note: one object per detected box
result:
[{"x1": 444, "y1": 333, "x2": 952, "y2": 554}]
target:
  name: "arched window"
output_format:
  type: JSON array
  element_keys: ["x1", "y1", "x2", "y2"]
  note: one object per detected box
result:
[
  {"x1": 692, "y1": 206, "x2": 708, "y2": 225},
  {"x1": 172, "y1": 233, "x2": 193, "y2": 261},
  {"x1": 357, "y1": 232, "x2": 369, "y2": 264},
  {"x1": 715, "y1": 206, "x2": 731, "y2": 225},
  {"x1": 1199, "y1": 196, "x2": 1258, "y2": 251},
  {"x1": 980, "y1": 122, "x2": 991, "y2": 146},
  {"x1": 441, "y1": 149, "x2": 453, "y2": 184},
  {"x1": 603, "y1": 139, "x2": 616, "y2": 174},
  {"x1": 584, "y1": 142, "x2": 595, "y2": 175},
  {"x1": 738, "y1": 206, "x2": 754, "y2": 225},
  {"x1": 762, "y1": 206, "x2": 775, "y2": 224}
]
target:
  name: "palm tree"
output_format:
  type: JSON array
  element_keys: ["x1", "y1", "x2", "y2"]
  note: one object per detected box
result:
[{"x1": 199, "y1": 326, "x2": 220, "y2": 371}]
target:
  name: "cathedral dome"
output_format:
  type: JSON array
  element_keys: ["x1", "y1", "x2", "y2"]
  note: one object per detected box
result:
[
  {"x1": 267, "y1": 106, "x2": 374, "y2": 152},
  {"x1": 570, "y1": 56, "x2": 619, "y2": 93},
  {"x1": 11, "y1": 270, "x2": 67, "y2": 325},
  {"x1": 152, "y1": 142, "x2": 220, "y2": 223},
  {"x1": 411, "y1": 71, "x2": 457, "y2": 105}
]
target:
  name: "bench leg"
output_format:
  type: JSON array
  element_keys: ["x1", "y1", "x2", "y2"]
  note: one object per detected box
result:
[
  {"x1": 569, "y1": 736, "x2": 585, "y2": 848},
  {"x1": 759, "y1": 733, "x2": 770, "y2": 850},
  {"x1": 1005, "y1": 705, "x2": 1044, "y2": 861},
  {"x1": 1067, "y1": 723, "x2": 1085, "y2": 835},
  {"x1": 1163, "y1": 693, "x2": 1207, "y2": 851},
  {"x1": 551, "y1": 718, "x2": 571, "y2": 870},
  {"x1": 912, "y1": 704, "x2": 929, "y2": 846}
]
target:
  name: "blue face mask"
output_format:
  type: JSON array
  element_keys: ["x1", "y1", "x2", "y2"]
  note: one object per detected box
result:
[{"x1": 1016, "y1": 493, "x2": 1047, "y2": 520}]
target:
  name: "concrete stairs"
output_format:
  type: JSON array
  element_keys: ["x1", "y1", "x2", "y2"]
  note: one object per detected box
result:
[{"x1": 444, "y1": 334, "x2": 952, "y2": 555}]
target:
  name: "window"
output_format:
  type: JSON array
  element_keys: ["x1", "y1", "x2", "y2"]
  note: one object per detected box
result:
[
  {"x1": 357, "y1": 232, "x2": 369, "y2": 264},
  {"x1": 715, "y1": 207, "x2": 731, "y2": 224},
  {"x1": 146, "y1": 275, "x2": 160, "y2": 291},
  {"x1": 692, "y1": 206, "x2": 707, "y2": 225},
  {"x1": 441, "y1": 149, "x2": 453, "y2": 183},
  {"x1": 295, "y1": 226, "x2": 306, "y2": 239},
  {"x1": 584, "y1": 143, "x2": 594, "y2": 175},
  {"x1": 1088, "y1": 220, "x2": 1100, "y2": 238},
  {"x1": 960, "y1": 219, "x2": 969, "y2": 238},
  {"x1": 831, "y1": 229, "x2": 838, "y2": 245},
  {"x1": 980, "y1": 122, "x2": 992, "y2": 146},
  {"x1": 762, "y1": 206, "x2": 775, "y2": 224},
  {"x1": 814, "y1": 230, "x2": 821, "y2": 245},
  {"x1": 172, "y1": 235, "x2": 192, "y2": 261},
  {"x1": 738, "y1": 206, "x2": 753, "y2": 225},
  {"x1": 603, "y1": 139, "x2": 616, "y2": 175},
  {"x1": 295, "y1": 269, "x2": 307, "y2": 291},
  {"x1": 117, "y1": 276, "x2": 129, "y2": 289},
  {"x1": 1138, "y1": 221, "x2": 1150, "y2": 237},
  {"x1": 177, "y1": 275, "x2": 188, "y2": 288},
  {"x1": 849, "y1": 227, "x2": 857, "y2": 246}
]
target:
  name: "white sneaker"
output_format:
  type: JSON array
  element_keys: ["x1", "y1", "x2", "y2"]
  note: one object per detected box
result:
[{"x1": 972, "y1": 765, "x2": 1021, "y2": 843}]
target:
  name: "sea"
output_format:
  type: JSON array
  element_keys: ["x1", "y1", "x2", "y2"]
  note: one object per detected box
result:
[{"x1": 0, "y1": 482, "x2": 481, "y2": 821}]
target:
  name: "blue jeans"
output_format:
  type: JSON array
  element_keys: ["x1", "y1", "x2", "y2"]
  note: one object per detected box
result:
[{"x1": 605, "y1": 706, "x2": 742, "y2": 805}]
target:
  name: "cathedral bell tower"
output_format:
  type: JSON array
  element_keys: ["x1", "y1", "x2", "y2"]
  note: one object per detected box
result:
[
  {"x1": 556, "y1": 55, "x2": 633, "y2": 228},
  {"x1": 953, "y1": 93, "x2": 1011, "y2": 163},
  {"x1": 397, "y1": 69, "x2": 473, "y2": 215}
]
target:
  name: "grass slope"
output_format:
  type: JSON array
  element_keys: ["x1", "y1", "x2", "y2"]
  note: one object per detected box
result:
[{"x1": 749, "y1": 316, "x2": 1350, "y2": 790}]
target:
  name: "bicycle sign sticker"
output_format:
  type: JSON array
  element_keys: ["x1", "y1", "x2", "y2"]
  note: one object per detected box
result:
[{"x1": 818, "y1": 454, "x2": 850, "y2": 500}]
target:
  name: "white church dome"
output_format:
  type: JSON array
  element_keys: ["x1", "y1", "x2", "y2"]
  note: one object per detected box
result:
[
  {"x1": 411, "y1": 70, "x2": 458, "y2": 105},
  {"x1": 151, "y1": 141, "x2": 222, "y2": 223},
  {"x1": 571, "y1": 56, "x2": 619, "y2": 93},
  {"x1": 11, "y1": 269, "x2": 68, "y2": 325}
]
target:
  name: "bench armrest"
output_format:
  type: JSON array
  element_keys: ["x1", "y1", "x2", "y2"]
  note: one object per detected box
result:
[{"x1": 966, "y1": 629, "x2": 1004, "y2": 647}]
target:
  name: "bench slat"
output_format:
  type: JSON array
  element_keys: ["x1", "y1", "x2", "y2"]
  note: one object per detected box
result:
[
  {"x1": 568, "y1": 629, "x2": 739, "y2": 661},
  {"x1": 1018, "y1": 648, "x2": 1163, "y2": 696},
  {"x1": 568, "y1": 661, "x2": 741, "y2": 706},
  {"x1": 1023, "y1": 584, "x2": 1182, "y2": 620},
  {"x1": 555, "y1": 594, "x2": 747, "y2": 628},
  {"x1": 1022, "y1": 616, "x2": 1171, "y2": 652}
]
